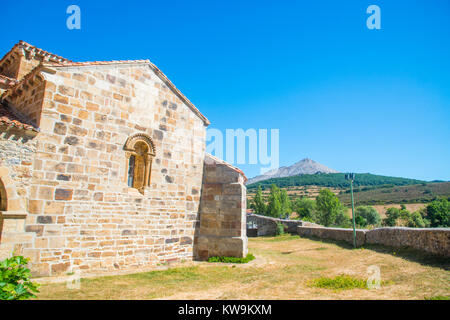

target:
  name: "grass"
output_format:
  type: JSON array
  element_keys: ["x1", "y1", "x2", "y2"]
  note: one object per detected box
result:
[
  {"x1": 35, "y1": 234, "x2": 450, "y2": 300},
  {"x1": 207, "y1": 254, "x2": 255, "y2": 264},
  {"x1": 424, "y1": 295, "x2": 450, "y2": 300},
  {"x1": 307, "y1": 275, "x2": 367, "y2": 290},
  {"x1": 264, "y1": 234, "x2": 300, "y2": 242}
]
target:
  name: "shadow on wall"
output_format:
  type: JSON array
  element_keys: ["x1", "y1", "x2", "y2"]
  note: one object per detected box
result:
[
  {"x1": 298, "y1": 234, "x2": 450, "y2": 271},
  {"x1": 246, "y1": 213, "x2": 319, "y2": 237}
]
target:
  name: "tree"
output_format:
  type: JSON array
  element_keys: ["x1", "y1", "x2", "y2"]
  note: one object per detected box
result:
[
  {"x1": 279, "y1": 189, "x2": 292, "y2": 219},
  {"x1": 293, "y1": 198, "x2": 316, "y2": 221},
  {"x1": 315, "y1": 188, "x2": 344, "y2": 227},
  {"x1": 424, "y1": 198, "x2": 450, "y2": 227},
  {"x1": 251, "y1": 186, "x2": 267, "y2": 215},
  {"x1": 355, "y1": 206, "x2": 381, "y2": 226},
  {"x1": 267, "y1": 184, "x2": 282, "y2": 218},
  {"x1": 382, "y1": 207, "x2": 400, "y2": 226}
]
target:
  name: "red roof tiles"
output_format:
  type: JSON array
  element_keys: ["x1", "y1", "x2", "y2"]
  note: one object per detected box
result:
[
  {"x1": 0, "y1": 102, "x2": 38, "y2": 132},
  {"x1": 0, "y1": 74, "x2": 18, "y2": 87}
]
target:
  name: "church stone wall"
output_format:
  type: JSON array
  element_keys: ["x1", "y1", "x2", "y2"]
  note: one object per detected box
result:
[
  {"x1": 19, "y1": 64, "x2": 207, "y2": 276},
  {"x1": 0, "y1": 129, "x2": 37, "y2": 260}
]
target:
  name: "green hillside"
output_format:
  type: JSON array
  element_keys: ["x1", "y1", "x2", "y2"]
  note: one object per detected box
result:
[
  {"x1": 246, "y1": 173, "x2": 425, "y2": 191},
  {"x1": 338, "y1": 182, "x2": 450, "y2": 206}
]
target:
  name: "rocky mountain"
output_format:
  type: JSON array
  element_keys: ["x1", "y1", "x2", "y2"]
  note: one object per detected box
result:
[{"x1": 246, "y1": 158, "x2": 339, "y2": 185}]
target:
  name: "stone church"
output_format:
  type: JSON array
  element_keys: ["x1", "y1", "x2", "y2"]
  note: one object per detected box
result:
[{"x1": 0, "y1": 41, "x2": 247, "y2": 276}]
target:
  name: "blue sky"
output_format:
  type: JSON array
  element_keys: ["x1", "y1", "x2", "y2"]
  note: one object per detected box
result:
[{"x1": 2, "y1": 0, "x2": 449, "y2": 181}]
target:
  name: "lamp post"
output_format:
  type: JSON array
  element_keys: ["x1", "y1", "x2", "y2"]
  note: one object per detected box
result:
[{"x1": 345, "y1": 173, "x2": 356, "y2": 248}]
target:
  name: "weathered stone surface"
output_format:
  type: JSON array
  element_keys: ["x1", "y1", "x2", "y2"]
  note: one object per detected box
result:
[
  {"x1": 0, "y1": 42, "x2": 248, "y2": 277},
  {"x1": 247, "y1": 213, "x2": 320, "y2": 236},
  {"x1": 297, "y1": 226, "x2": 366, "y2": 247},
  {"x1": 196, "y1": 154, "x2": 248, "y2": 259},
  {"x1": 297, "y1": 225, "x2": 450, "y2": 257},
  {"x1": 365, "y1": 227, "x2": 450, "y2": 257}
]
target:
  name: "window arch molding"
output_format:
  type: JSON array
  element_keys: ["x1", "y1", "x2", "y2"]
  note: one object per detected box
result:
[
  {"x1": 0, "y1": 178, "x2": 6, "y2": 211},
  {"x1": 123, "y1": 133, "x2": 156, "y2": 193}
]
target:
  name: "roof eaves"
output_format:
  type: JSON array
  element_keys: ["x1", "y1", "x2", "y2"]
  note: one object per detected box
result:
[{"x1": 0, "y1": 101, "x2": 39, "y2": 133}]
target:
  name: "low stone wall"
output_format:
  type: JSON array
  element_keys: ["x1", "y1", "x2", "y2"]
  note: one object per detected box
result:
[
  {"x1": 297, "y1": 226, "x2": 450, "y2": 257},
  {"x1": 247, "y1": 213, "x2": 319, "y2": 236},
  {"x1": 365, "y1": 227, "x2": 450, "y2": 257},
  {"x1": 297, "y1": 226, "x2": 366, "y2": 247}
]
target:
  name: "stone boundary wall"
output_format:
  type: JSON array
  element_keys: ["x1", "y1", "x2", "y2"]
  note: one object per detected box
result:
[
  {"x1": 296, "y1": 226, "x2": 367, "y2": 247},
  {"x1": 247, "y1": 213, "x2": 319, "y2": 236},
  {"x1": 297, "y1": 226, "x2": 450, "y2": 257},
  {"x1": 365, "y1": 228, "x2": 450, "y2": 257}
]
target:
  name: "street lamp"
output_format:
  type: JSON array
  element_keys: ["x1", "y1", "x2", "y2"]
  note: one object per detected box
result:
[{"x1": 345, "y1": 173, "x2": 356, "y2": 248}]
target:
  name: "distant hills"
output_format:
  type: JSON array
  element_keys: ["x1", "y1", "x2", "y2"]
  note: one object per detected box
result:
[
  {"x1": 246, "y1": 172, "x2": 426, "y2": 190},
  {"x1": 338, "y1": 182, "x2": 450, "y2": 206},
  {"x1": 245, "y1": 159, "x2": 450, "y2": 206},
  {"x1": 246, "y1": 158, "x2": 339, "y2": 185}
]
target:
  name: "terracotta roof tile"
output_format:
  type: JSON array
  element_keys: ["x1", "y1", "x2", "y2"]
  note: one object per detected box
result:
[
  {"x1": 0, "y1": 74, "x2": 18, "y2": 87},
  {"x1": 0, "y1": 40, "x2": 71, "y2": 67},
  {"x1": 17, "y1": 40, "x2": 71, "y2": 63},
  {"x1": 0, "y1": 101, "x2": 38, "y2": 132},
  {"x1": 45, "y1": 60, "x2": 150, "y2": 67}
]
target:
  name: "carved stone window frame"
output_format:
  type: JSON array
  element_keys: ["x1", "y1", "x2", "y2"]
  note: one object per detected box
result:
[{"x1": 123, "y1": 133, "x2": 156, "y2": 194}]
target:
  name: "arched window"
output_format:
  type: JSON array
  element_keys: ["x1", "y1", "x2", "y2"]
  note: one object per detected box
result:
[{"x1": 124, "y1": 133, "x2": 156, "y2": 193}]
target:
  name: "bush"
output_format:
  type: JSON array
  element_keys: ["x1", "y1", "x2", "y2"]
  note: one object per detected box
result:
[
  {"x1": 335, "y1": 210, "x2": 352, "y2": 228},
  {"x1": 407, "y1": 211, "x2": 427, "y2": 228},
  {"x1": 355, "y1": 206, "x2": 381, "y2": 226},
  {"x1": 276, "y1": 222, "x2": 285, "y2": 236},
  {"x1": 293, "y1": 197, "x2": 316, "y2": 220},
  {"x1": 382, "y1": 207, "x2": 401, "y2": 226},
  {"x1": 355, "y1": 215, "x2": 367, "y2": 227},
  {"x1": 424, "y1": 198, "x2": 450, "y2": 227},
  {"x1": 207, "y1": 254, "x2": 255, "y2": 264},
  {"x1": 0, "y1": 256, "x2": 39, "y2": 300}
]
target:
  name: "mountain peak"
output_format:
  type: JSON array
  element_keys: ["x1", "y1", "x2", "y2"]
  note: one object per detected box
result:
[{"x1": 246, "y1": 159, "x2": 339, "y2": 185}]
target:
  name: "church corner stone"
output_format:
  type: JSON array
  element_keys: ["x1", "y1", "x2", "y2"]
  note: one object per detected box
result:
[{"x1": 195, "y1": 154, "x2": 248, "y2": 260}]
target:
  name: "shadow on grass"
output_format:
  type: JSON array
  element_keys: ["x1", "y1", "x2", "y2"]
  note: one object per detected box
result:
[{"x1": 299, "y1": 235, "x2": 450, "y2": 271}]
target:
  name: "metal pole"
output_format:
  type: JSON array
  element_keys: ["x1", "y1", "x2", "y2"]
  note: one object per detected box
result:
[{"x1": 350, "y1": 180, "x2": 356, "y2": 248}]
